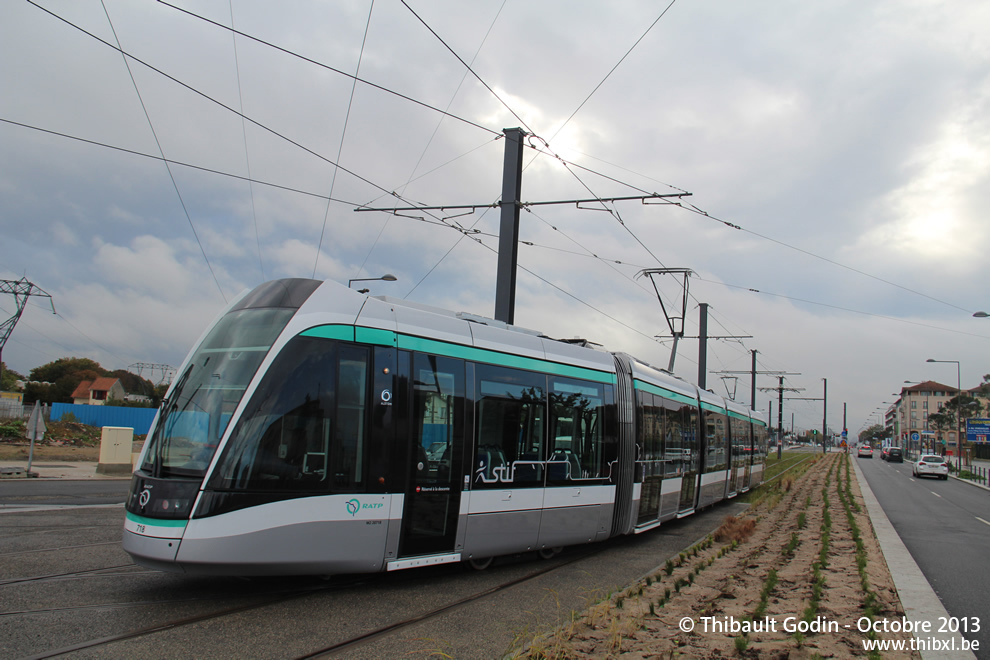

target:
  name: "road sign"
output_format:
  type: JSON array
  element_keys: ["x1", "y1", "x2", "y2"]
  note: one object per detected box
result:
[{"x1": 910, "y1": 432, "x2": 920, "y2": 442}]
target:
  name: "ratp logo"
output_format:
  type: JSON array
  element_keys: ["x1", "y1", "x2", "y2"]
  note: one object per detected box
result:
[{"x1": 345, "y1": 498, "x2": 384, "y2": 517}]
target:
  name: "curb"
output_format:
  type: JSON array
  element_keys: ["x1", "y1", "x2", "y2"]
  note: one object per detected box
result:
[
  {"x1": 947, "y1": 474, "x2": 990, "y2": 492},
  {"x1": 851, "y1": 456, "x2": 976, "y2": 659}
]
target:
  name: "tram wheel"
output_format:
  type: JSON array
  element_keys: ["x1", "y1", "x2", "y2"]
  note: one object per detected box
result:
[
  {"x1": 538, "y1": 547, "x2": 562, "y2": 560},
  {"x1": 468, "y1": 556, "x2": 493, "y2": 571}
]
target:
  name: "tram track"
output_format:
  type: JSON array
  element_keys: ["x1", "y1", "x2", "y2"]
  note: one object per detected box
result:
[
  {"x1": 0, "y1": 563, "x2": 142, "y2": 587},
  {"x1": 0, "y1": 539, "x2": 122, "y2": 559},
  {"x1": 12, "y1": 552, "x2": 599, "y2": 660},
  {"x1": 293, "y1": 547, "x2": 606, "y2": 659},
  {"x1": 15, "y1": 574, "x2": 378, "y2": 660},
  {"x1": 5, "y1": 502, "x2": 748, "y2": 659}
]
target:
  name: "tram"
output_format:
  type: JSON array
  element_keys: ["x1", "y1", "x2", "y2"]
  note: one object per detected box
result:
[{"x1": 123, "y1": 278, "x2": 768, "y2": 575}]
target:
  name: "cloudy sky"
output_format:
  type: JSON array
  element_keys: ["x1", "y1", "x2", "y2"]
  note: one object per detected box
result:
[{"x1": 2, "y1": 0, "x2": 989, "y2": 436}]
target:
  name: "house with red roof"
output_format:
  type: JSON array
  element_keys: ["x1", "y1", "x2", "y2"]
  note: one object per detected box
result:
[{"x1": 70, "y1": 377, "x2": 125, "y2": 405}]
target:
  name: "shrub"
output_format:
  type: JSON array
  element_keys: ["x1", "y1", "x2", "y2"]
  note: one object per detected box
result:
[{"x1": 714, "y1": 515, "x2": 756, "y2": 543}]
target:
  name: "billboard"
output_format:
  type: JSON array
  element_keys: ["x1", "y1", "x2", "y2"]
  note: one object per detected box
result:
[{"x1": 966, "y1": 418, "x2": 990, "y2": 444}]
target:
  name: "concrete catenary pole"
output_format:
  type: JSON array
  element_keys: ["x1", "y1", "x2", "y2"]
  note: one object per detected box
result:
[{"x1": 494, "y1": 128, "x2": 525, "y2": 325}]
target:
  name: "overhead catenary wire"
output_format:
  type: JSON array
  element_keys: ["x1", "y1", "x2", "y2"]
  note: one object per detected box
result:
[
  {"x1": 314, "y1": 0, "x2": 375, "y2": 279},
  {"x1": 545, "y1": 0, "x2": 679, "y2": 146},
  {"x1": 25, "y1": 1, "x2": 466, "y2": 204},
  {"x1": 10, "y1": 111, "x2": 979, "y2": 374},
  {"x1": 357, "y1": 0, "x2": 507, "y2": 282},
  {"x1": 25, "y1": 1, "x2": 490, "y2": 253},
  {"x1": 149, "y1": 0, "x2": 970, "y2": 353},
  {"x1": 27, "y1": 0, "x2": 972, "y2": 398},
  {"x1": 154, "y1": 0, "x2": 501, "y2": 138},
  {"x1": 387, "y1": 4, "x2": 913, "y2": 385},
  {"x1": 227, "y1": 1, "x2": 264, "y2": 281},
  {"x1": 543, "y1": 145, "x2": 977, "y2": 317},
  {"x1": 98, "y1": 0, "x2": 227, "y2": 303},
  {"x1": 0, "y1": 116, "x2": 502, "y2": 251}
]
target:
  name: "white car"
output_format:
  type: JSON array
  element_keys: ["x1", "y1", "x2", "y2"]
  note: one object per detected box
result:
[{"x1": 913, "y1": 454, "x2": 949, "y2": 480}]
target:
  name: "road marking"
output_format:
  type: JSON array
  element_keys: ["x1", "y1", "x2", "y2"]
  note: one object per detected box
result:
[
  {"x1": 977, "y1": 517, "x2": 990, "y2": 527},
  {"x1": 930, "y1": 491, "x2": 942, "y2": 498}
]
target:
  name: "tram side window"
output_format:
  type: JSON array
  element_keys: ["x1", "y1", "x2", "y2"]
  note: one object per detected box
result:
[
  {"x1": 659, "y1": 400, "x2": 685, "y2": 477},
  {"x1": 475, "y1": 365, "x2": 545, "y2": 487},
  {"x1": 755, "y1": 424, "x2": 768, "y2": 460},
  {"x1": 334, "y1": 347, "x2": 369, "y2": 490},
  {"x1": 210, "y1": 337, "x2": 342, "y2": 492},
  {"x1": 730, "y1": 417, "x2": 749, "y2": 463},
  {"x1": 704, "y1": 410, "x2": 728, "y2": 472},
  {"x1": 412, "y1": 353, "x2": 464, "y2": 483},
  {"x1": 550, "y1": 378, "x2": 607, "y2": 481},
  {"x1": 635, "y1": 391, "x2": 663, "y2": 479}
]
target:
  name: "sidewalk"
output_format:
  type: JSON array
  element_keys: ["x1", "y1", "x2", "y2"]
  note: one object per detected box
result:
[{"x1": 0, "y1": 460, "x2": 131, "y2": 479}]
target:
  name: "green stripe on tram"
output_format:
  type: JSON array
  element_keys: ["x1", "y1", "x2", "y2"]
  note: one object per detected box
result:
[
  {"x1": 633, "y1": 379, "x2": 697, "y2": 405},
  {"x1": 727, "y1": 409, "x2": 752, "y2": 422},
  {"x1": 302, "y1": 325, "x2": 354, "y2": 341},
  {"x1": 126, "y1": 512, "x2": 188, "y2": 528},
  {"x1": 301, "y1": 324, "x2": 615, "y2": 385},
  {"x1": 356, "y1": 326, "x2": 397, "y2": 346}
]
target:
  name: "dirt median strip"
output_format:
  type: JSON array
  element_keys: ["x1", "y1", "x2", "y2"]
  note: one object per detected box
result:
[{"x1": 513, "y1": 453, "x2": 923, "y2": 659}]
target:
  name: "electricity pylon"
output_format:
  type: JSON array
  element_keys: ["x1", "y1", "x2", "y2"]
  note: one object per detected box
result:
[{"x1": 0, "y1": 278, "x2": 56, "y2": 385}]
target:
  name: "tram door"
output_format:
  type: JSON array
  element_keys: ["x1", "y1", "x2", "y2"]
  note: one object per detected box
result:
[
  {"x1": 677, "y1": 405, "x2": 699, "y2": 513},
  {"x1": 399, "y1": 352, "x2": 466, "y2": 558}
]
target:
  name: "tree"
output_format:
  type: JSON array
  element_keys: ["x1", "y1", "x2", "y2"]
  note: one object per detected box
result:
[
  {"x1": 927, "y1": 410, "x2": 954, "y2": 451},
  {"x1": 943, "y1": 393, "x2": 983, "y2": 427},
  {"x1": 858, "y1": 424, "x2": 887, "y2": 445},
  {"x1": 1, "y1": 362, "x2": 25, "y2": 391},
  {"x1": 23, "y1": 357, "x2": 155, "y2": 406},
  {"x1": 29, "y1": 357, "x2": 104, "y2": 384},
  {"x1": 979, "y1": 374, "x2": 990, "y2": 401}
]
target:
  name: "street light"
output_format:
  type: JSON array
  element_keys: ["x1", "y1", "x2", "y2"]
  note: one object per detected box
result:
[
  {"x1": 348, "y1": 273, "x2": 397, "y2": 294},
  {"x1": 926, "y1": 358, "x2": 963, "y2": 471},
  {"x1": 973, "y1": 311, "x2": 988, "y2": 318}
]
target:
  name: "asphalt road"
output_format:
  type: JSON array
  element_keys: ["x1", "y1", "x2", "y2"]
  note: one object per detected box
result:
[
  {"x1": 857, "y1": 455, "x2": 990, "y2": 653},
  {"x1": 0, "y1": 479, "x2": 131, "y2": 507},
  {"x1": 0, "y1": 480, "x2": 748, "y2": 659}
]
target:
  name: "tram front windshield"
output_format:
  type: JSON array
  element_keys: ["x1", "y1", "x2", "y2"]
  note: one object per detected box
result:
[{"x1": 141, "y1": 308, "x2": 295, "y2": 478}]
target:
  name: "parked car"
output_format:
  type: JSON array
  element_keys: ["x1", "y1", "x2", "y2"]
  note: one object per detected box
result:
[
  {"x1": 886, "y1": 447, "x2": 903, "y2": 463},
  {"x1": 858, "y1": 445, "x2": 873, "y2": 458},
  {"x1": 913, "y1": 454, "x2": 948, "y2": 480}
]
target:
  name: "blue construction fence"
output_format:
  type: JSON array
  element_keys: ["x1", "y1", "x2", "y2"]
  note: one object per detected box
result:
[{"x1": 51, "y1": 403, "x2": 157, "y2": 435}]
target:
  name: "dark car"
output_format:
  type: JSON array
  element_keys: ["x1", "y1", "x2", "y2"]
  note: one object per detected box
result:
[{"x1": 886, "y1": 446, "x2": 903, "y2": 463}]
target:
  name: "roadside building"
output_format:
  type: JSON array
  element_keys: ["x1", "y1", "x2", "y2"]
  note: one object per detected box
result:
[
  {"x1": 70, "y1": 377, "x2": 125, "y2": 405},
  {"x1": 893, "y1": 381, "x2": 956, "y2": 457}
]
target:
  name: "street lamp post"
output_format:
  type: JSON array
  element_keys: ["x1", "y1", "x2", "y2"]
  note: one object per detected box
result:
[
  {"x1": 926, "y1": 358, "x2": 962, "y2": 472},
  {"x1": 348, "y1": 273, "x2": 397, "y2": 294}
]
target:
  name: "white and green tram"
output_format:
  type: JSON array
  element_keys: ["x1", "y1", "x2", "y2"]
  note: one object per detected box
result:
[{"x1": 123, "y1": 279, "x2": 768, "y2": 575}]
